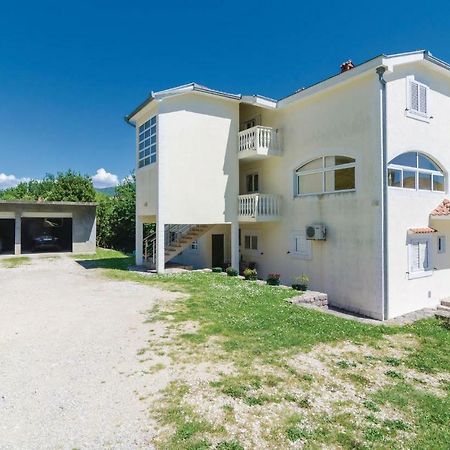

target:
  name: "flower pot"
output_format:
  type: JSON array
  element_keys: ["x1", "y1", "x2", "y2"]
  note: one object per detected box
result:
[{"x1": 292, "y1": 284, "x2": 307, "y2": 291}]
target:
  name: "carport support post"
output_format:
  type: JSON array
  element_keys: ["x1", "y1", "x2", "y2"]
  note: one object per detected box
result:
[
  {"x1": 156, "y1": 220, "x2": 165, "y2": 274},
  {"x1": 135, "y1": 216, "x2": 143, "y2": 266},
  {"x1": 14, "y1": 212, "x2": 21, "y2": 255},
  {"x1": 231, "y1": 222, "x2": 239, "y2": 271}
]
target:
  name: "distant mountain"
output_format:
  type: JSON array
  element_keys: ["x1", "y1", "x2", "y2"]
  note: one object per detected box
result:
[{"x1": 96, "y1": 187, "x2": 116, "y2": 197}]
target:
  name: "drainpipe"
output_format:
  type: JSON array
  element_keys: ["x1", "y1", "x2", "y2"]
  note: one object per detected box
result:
[{"x1": 376, "y1": 66, "x2": 388, "y2": 321}]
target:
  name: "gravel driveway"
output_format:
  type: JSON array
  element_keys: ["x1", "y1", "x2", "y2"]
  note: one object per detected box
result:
[{"x1": 0, "y1": 256, "x2": 171, "y2": 450}]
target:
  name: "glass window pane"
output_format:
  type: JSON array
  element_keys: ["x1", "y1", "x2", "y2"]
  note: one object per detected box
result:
[
  {"x1": 251, "y1": 236, "x2": 258, "y2": 250},
  {"x1": 419, "y1": 172, "x2": 432, "y2": 190},
  {"x1": 150, "y1": 125, "x2": 156, "y2": 135},
  {"x1": 390, "y1": 152, "x2": 417, "y2": 168},
  {"x1": 244, "y1": 236, "x2": 250, "y2": 249},
  {"x1": 403, "y1": 170, "x2": 416, "y2": 189},
  {"x1": 254, "y1": 174, "x2": 259, "y2": 192},
  {"x1": 298, "y1": 172, "x2": 323, "y2": 194},
  {"x1": 433, "y1": 175, "x2": 445, "y2": 192},
  {"x1": 326, "y1": 167, "x2": 355, "y2": 191},
  {"x1": 297, "y1": 158, "x2": 322, "y2": 173},
  {"x1": 139, "y1": 124, "x2": 145, "y2": 133},
  {"x1": 246, "y1": 175, "x2": 253, "y2": 192},
  {"x1": 325, "y1": 156, "x2": 355, "y2": 167},
  {"x1": 150, "y1": 116, "x2": 156, "y2": 126},
  {"x1": 388, "y1": 168, "x2": 402, "y2": 187},
  {"x1": 144, "y1": 120, "x2": 150, "y2": 130},
  {"x1": 418, "y1": 154, "x2": 440, "y2": 171}
]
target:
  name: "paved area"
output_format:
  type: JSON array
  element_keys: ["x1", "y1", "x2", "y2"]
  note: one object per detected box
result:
[{"x1": 0, "y1": 256, "x2": 173, "y2": 450}]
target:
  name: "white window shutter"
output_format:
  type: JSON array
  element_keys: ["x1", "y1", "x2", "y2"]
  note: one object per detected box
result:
[
  {"x1": 410, "y1": 243, "x2": 420, "y2": 272},
  {"x1": 410, "y1": 80, "x2": 419, "y2": 112},
  {"x1": 419, "y1": 84, "x2": 428, "y2": 115}
]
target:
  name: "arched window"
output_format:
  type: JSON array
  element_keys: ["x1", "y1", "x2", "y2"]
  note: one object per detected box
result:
[
  {"x1": 295, "y1": 156, "x2": 356, "y2": 196},
  {"x1": 388, "y1": 152, "x2": 445, "y2": 192}
]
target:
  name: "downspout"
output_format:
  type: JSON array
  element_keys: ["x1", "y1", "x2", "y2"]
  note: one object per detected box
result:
[{"x1": 376, "y1": 66, "x2": 389, "y2": 321}]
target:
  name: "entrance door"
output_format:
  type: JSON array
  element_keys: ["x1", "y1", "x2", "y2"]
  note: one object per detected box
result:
[{"x1": 211, "y1": 234, "x2": 224, "y2": 268}]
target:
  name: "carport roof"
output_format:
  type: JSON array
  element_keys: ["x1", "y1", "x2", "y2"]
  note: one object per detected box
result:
[{"x1": 0, "y1": 200, "x2": 97, "y2": 207}]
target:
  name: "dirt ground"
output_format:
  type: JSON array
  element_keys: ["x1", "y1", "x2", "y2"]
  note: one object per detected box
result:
[{"x1": 0, "y1": 255, "x2": 177, "y2": 450}]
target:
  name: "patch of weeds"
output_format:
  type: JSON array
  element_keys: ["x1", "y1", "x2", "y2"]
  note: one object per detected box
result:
[
  {"x1": 439, "y1": 379, "x2": 450, "y2": 392},
  {"x1": 136, "y1": 347, "x2": 147, "y2": 356},
  {"x1": 385, "y1": 357, "x2": 402, "y2": 367},
  {"x1": 385, "y1": 370, "x2": 404, "y2": 380},
  {"x1": 373, "y1": 382, "x2": 450, "y2": 449},
  {"x1": 264, "y1": 373, "x2": 283, "y2": 387},
  {"x1": 336, "y1": 359, "x2": 357, "y2": 369},
  {"x1": 216, "y1": 441, "x2": 244, "y2": 450},
  {"x1": 383, "y1": 419, "x2": 410, "y2": 431},
  {"x1": 149, "y1": 363, "x2": 165, "y2": 373},
  {"x1": 365, "y1": 414, "x2": 380, "y2": 424},
  {"x1": 180, "y1": 333, "x2": 205, "y2": 344},
  {"x1": 286, "y1": 426, "x2": 310, "y2": 442},
  {"x1": 212, "y1": 373, "x2": 262, "y2": 400},
  {"x1": 244, "y1": 394, "x2": 272, "y2": 406},
  {"x1": 1, "y1": 256, "x2": 31, "y2": 268},
  {"x1": 283, "y1": 393, "x2": 311, "y2": 408},
  {"x1": 363, "y1": 427, "x2": 385, "y2": 442},
  {"x1": 363, "y1": 400, "x2": 381, "y2": 412},
  {"x1": 345, "y1": 372, "x2": 372, "y2": 387},
  {"x1": 301, "y1": 373, "x2": 314, "y2": 382}
]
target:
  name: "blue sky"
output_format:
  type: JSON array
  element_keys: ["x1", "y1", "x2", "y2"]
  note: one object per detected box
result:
[{"x1": 1, "y1": 0, "x2": 450, "y2": 188}]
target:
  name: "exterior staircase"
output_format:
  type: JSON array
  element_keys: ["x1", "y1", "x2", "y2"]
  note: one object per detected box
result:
[{"x1": 143, "y1": 224, "x2": 214, "y2": 268}]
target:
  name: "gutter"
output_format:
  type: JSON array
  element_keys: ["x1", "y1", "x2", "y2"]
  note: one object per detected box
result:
[{"x1": 376, "y1": 66, "x2": 389, "y2": 321}]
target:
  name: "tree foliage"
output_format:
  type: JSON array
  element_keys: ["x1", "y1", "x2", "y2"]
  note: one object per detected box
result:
[{"x1": 0, "y1": 170, "x2": 96, "y2": 202}]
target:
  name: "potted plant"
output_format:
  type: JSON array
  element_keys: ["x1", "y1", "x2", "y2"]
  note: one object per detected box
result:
[
  {"x1": 212, "y1": 267, "x2": 223, "y2": 273},
  {"x1": 226, "y1": 267, "x2": 238, "y2": 277},
  {"x1": 292, "y1": 274, "x2": 309, "y2": 291},
  {"x1": 266, "y1": 273, "x2": 281, "y2": 286},
  {"x1": 243, "y1": 267, "x2": 258, "y2": 280}
]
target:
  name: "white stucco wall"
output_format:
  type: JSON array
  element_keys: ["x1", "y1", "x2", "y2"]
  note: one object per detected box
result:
[
  {"x1": 157, "y1": 93, "x2": 239, "y2": 225},
  {"x1": 386, "y1": 61, "x2": 450, "y2": 318},
  {"x1": 238, "y1": 72, "x2": 385, "y2": 319}
]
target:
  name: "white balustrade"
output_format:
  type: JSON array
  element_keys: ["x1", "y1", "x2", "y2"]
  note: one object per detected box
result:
[
  {"x1": 238, "y1": 194, "x2": 281, "y2": 221},
  {"x1": 238, "y1": 126, "x2": 281, "y2": 156}
]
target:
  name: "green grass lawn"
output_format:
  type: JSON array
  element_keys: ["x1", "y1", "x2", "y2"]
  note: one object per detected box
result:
[{"x1": 77, "y1": 249, "x2": 450, "y2": 449}]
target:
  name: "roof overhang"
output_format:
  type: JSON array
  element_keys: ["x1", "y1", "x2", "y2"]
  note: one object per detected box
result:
[{"x1": 408, "y1": 227, "x2": 438, "y2": 234}]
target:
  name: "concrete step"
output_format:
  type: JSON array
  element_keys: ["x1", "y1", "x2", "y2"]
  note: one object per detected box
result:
[
  {"x1": 440, "y1": 299, "x2": 450, "y2": 307},
  {"x1": 437, "y1": 305, "x2": 450, "y2": 312}
]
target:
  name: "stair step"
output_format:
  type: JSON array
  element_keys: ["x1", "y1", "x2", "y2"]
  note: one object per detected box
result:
[
  {"x1": 440, "y1": 299, "x2": 450, "y2": 307},
  {"x1": 437, "y1": 305, "x2": 450, "y2": 312}
]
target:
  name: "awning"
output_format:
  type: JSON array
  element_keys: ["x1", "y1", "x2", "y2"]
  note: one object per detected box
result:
[{"x1": 408, "y1": 227, "x2": 438, "y2": 234}]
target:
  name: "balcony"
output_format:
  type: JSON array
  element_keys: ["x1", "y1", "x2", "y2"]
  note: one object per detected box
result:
[
  {"x1": 238, "y1": 193, "x2": 281, "y2": 222},
  {"x1": 238, "y1": 126, "x2": 282, "y2": 160}
]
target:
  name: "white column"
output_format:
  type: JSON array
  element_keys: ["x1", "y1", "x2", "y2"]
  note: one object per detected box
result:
[
  {"x1": 231, "y1": 222, "x2": 239, "y2": 270},
  {"x1": 14, "y1": 212, "x2": 21, "y2": 255},
  {"x1": 156, "y1": 219, "x2": 165, "y2": 274},
  {"x1": 135, "y1": 215, "x2": 143, "y2": 266}
]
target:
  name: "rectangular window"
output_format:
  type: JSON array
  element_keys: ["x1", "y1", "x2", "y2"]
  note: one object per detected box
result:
[
  {"x1": 407, "y1": 77, "x2": 429, "y2": 118},
  {"x1": 246, "y1": 173, "x2": 259, "y2": 193},
  {"x1": 291, "y1": 231, "x2": 312, "y2": 260},
  {"x1": 433, "y1": 175, "x2": 445, "y2": 192},
  {"x1": 298, "y1": 172, "x2": 322, "y2": 195},
  {"x1": 388, "y1": 168, "x2": 402, "y2": 187},
  {"x1": 244, "y1": 233, "x2": 259, "y2": 252},
  {"x1": 408, "y1": 238, "x2": 432, "y2": 279},
  {"x1": 403, "y1": 170, "x2": 416, "y2": 189},
  {"x1": 419, "y1": 172, "x2": 432, "y2": 191},
  {"x1": 191, "y1": 240, "x2": 198, "y2": 251},
  {"x1": 138, "y1": 116, "x2": 157, "y2": 168},
  {"x1": 438, "y1": 236, "x2": 446, "y2": 254}
]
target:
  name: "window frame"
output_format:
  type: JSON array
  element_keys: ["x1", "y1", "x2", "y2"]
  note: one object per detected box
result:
[
  {"x1": 406, "y1": 76, "x2": 430, "y2": 122},
  {"x1": 190, "y1": 240, "x2": 199, "y2": 252},
  {"x1": 387, "y1": 152, "x2": 445, "y2": 193},
  {"x1": 438, "y1": 236, "x2": 446, "y2": 254},
  {"x1": 294, "y1": 156, "x2": 356, "y2": 197},
  {"x1": 246, "y1": 172, "x2": 259, "y2": 193},
  {"x1": 242, "y1": 231, "x2": 260, "y2": 256},
  {"x1": 290, "y1": 231, "x2": 312, "y2": 260},
  {"x1": 137, "y1": 115, "x2": 157, "y2": 168},
  {"x1": 407, "y1": 236, "x2": 433, "y2": 279}
]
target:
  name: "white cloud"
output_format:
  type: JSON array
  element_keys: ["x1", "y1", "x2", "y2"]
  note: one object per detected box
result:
[
  {"x1": 91, "y1": 168, "x2": 119, "y2": 189},
  {"x1": 0, "y1": 173, "x2": 30, "y2": 189}
]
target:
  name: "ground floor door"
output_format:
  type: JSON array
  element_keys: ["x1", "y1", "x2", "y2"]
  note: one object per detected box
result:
[
  {"x1": 211, "y1": 234, "x2": 224, "y2": 268},
  {"x1": 0, "y1": 219, "x2": 15, "y2": 254}
]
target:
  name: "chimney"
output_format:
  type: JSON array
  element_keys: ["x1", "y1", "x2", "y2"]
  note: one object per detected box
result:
[{"x1": 340, "y1": 60, "x2": 355, "y2": 73}]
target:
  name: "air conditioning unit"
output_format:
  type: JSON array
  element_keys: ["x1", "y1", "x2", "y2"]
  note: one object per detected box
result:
[{"x1": 306, "y1": 224, "x2": 327, "y2": 240}]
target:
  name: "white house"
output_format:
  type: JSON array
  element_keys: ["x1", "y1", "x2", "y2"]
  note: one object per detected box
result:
[{"x1": 125, "y1": 50, "x2": 450, "y2": 320}]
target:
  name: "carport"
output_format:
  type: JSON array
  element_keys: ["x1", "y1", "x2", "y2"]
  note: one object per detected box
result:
[{"x1": 0, "y1": 200, "x2": 97, "y2": 255}]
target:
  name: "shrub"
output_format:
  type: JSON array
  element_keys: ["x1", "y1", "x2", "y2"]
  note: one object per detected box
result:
[
  {"x1": 266, "y1": 273, "x2": 281, "y2": 286},
  {"x1": 226, "y1": 267, "x2": 238, "y2": 277},
  {"x1": 243, "y1": 268, "x2": 258, "y2": 280},
  {"x1": 292, "y1": 273, "x2": 309, "y2": 291},
  {"x1": 212, "y1": 267, "x2": 223, "y2": 273}
]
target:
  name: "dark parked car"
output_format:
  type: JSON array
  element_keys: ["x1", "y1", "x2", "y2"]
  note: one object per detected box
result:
[{"x1": 32, "y1": 234, "x2": 60, "y2": 252}]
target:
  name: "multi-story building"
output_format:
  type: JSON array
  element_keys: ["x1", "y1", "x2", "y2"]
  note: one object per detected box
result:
[{"x1": 125, "y1": 50, "x2": 450, "y2": 320}]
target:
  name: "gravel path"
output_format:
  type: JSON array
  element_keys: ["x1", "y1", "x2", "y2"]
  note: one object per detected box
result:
[{"x1": 0, "y1": 256, "x2": 173, "y2": 450}]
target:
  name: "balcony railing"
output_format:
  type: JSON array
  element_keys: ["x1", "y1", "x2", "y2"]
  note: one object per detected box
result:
[
  {"x1": 238, "y1": 193, "x2": 281, "y2": 222},
  {"x1": 238, "y1": 126, "x2": 281, "y2": 160}
]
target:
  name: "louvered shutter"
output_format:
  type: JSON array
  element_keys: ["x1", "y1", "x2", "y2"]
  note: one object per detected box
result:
[
  {"x1": 410, "y1": 243, "x2": 420, "y2": 272},
  {"x1": 410, "y1": 80, "x2": 419, "y2": 112},
  {"x1": 419, "y1": 84, "x2": 428, "y2": 115}
]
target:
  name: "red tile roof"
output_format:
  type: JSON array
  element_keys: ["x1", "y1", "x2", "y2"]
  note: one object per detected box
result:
[
  {"x1": 431, "y1": 199, "x2": 450, "y2": 216},
  {"x1": 409, "y1": 227, "x2": 437, "y2": 234}
]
